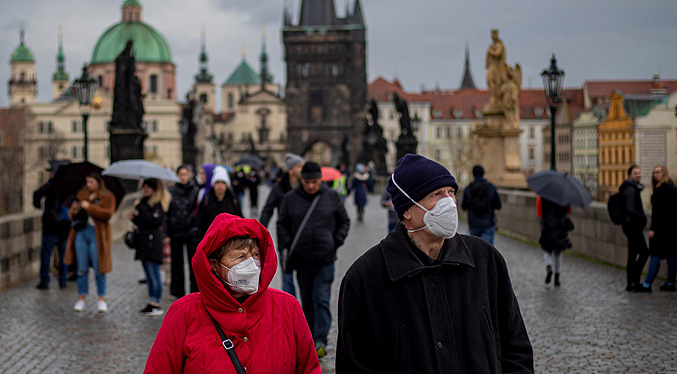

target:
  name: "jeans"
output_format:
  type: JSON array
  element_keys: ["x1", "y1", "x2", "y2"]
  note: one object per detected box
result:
[
  {"x1": 142, "y1": 261, "x2": 163, "y2": 304},
  {"x1": 169, "y1": 236, "x2": 198, "y2": 297},
  {"x1": 297, "y1": 263, "x2": 335, "y2": 346},
  {"x1": 644, "y1": 254, "x2": 677, "y2": 286},
  {"x1": 75, "y1": 225, "x2": 106, "y2": 297},
  {"x1": 39, "y1": 234, "x2": 68, "y2": 286},
  {"x1": 622, "y1": 225, "x2": 649, "y2": 287},
  {"x1": 469, "y1": 225, "x2": 496, "y2": 245},
  {"x1": 282, "y1": 272, "x2": 296, "y2": 298}
]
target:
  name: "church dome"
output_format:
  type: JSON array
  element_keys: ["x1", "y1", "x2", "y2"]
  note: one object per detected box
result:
[
  {"x1": 90, "y1": 1, "x2": 172, "y2": 64},
  {"x1": 11, "y1": 32, "x2": 34, "y2": 63}
]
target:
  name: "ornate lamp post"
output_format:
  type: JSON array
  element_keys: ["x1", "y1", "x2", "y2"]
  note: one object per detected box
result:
[
  {"x1": 73, "y1": 64, "x2": 96, "y2": 162},
  {"x1": 541, "y1": 54, "x2": 565, "y2": 171},
  {"x1": 412, "y1": 112, "x2": 421, "y2": 134}
]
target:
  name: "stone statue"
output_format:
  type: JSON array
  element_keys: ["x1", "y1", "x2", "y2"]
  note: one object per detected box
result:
[
  {"x1": 501, "y1": 64, "x2": 522, "y2": 128},
  {"x1": 486, "y1": 29, "x2": 507, "y2": 107},
  {"x1": 366, "y1": 99, "x2": 388, "y2": 175},
  {"x1": 392, "y1": 93, "x2": 413, "y2": 138},
  {"x1": 111, "y1": 40, "x2": 144, "y2": 130}
]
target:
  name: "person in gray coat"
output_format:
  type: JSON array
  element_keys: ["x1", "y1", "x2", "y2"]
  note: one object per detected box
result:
[{"x1": 337, "y1": 154, "x2": 533, "y2": 373}]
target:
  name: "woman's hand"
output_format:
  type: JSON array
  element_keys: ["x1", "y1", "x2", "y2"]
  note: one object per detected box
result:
[
  {"x1": 80, "y1": 201, "x2": 90, "y2": 210},
  {"x1": 648, "y1": 230, "x2": 655, "y2": 239}
]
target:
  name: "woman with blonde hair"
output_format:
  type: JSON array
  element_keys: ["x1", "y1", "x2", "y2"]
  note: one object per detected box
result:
[
  {"x1": 130, "y1": 178, "x2": 171, "y2": 315},
  {"x1": 66, "y1": 172, "x2": 116, "y2": 313},
  {"x1": 636, "y1": 165, "x2": 677, "y2": 292}
]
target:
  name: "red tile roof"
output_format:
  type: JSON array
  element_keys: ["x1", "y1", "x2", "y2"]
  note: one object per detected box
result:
[
  {"x1": 584, "y1": 80, "x2": 677, "y2": 99},
  {"x1": 213, "y1": 112, "x2": 235, "y2": 123}
]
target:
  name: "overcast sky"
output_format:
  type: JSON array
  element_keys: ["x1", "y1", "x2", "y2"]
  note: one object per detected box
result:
[{"x1": 1, "y1": 0, "x2": 676, "y2": 109}]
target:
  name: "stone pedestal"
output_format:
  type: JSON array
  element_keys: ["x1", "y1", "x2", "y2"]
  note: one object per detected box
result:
[
  {"x1": 395, "y1": 135, "x2": 418, "y2": 162},
  {"x1": 474, "y1": 107, "x2": 527, "y2": 189}
]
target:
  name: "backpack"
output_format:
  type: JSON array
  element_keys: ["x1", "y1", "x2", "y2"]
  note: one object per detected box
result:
[
  {"x1": 468, "y1": 180, "x2": 493, "y2": 215},
  {"x1": 607, "y1": 193, "x2": 626, "y2": 225}
]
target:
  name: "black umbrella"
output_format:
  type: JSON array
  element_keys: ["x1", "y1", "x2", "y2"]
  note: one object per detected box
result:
[
  {"x1": 527, "y1": 170, "x2": 593, "y2": 208},
  {"x1": 235, "y1": 155, "x2": 264, "y2": 168},
  {"x1": 51, "y1": 161, "x2": 126, "y2": 210}
]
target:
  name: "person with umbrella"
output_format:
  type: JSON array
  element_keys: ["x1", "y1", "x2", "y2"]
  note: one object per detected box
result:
[
  {"x1": 65, "y1": 172, "x2": 116, "y2": 313},
  {"x1": 537, "y1": 196, "x2": 573, "y2": 286},
  {"x1": 130, "y1": 178, "x2": 171, "y2": 316}
]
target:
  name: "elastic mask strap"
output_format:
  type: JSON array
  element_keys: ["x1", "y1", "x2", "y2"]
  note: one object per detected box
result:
[{"x1": 390, "y1": 174, "x2": 430, "y2": 213}]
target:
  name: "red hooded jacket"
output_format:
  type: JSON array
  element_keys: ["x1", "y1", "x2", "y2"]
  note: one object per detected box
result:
[{"x1": 144, "y1": 214, "x2": 321, "y2": 373}]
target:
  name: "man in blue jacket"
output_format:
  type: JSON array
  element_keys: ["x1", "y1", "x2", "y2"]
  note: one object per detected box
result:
[{"x1": 461, "y1": 164, "x2": 502, "y2": 245}]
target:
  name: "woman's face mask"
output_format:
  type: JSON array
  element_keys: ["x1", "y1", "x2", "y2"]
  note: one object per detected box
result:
[
  {"x1": 391, "y1": 175, "x2": 458, "y2": 239},
  {"x1": 214, "y1": 256, "x2": 261, "y2": 295}
]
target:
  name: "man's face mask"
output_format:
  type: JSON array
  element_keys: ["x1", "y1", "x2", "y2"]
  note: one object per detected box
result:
[
  {"x1": 391, "y1": 175, "x2": 458, "y2": 239},
  {"x1": 214, "y1": 256, "x2": 261, "y2": 295}
]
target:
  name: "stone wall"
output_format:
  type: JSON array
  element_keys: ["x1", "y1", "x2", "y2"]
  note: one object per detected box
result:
[
  {"x1": 0, "y1": 193, "x2": 137, "y2": 290},
  {"x1": 494, "y1": 189, "x2": 665, "y2": 278}
]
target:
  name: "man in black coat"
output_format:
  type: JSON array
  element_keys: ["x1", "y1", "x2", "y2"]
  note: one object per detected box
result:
[
  {"x1": 619, "y1": 164, "x2": 649, "y2": 292},
  {"x1": 277, "y1": 161, "x2": 350, "y2": 358},
  {"x1": 259, "y1": 153, "x2": 304, "y2": 297},
  {"x1": 337, "y1": 154, "x2": 533, "y2": 373},
  {"x1": 167, "y1": 165, "x2": 199, "y2": 298}
]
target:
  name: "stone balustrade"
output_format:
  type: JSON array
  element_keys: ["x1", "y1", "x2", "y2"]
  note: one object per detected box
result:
[{"x1": 0, "y1": 193, "x2": 138, "y2": 290}]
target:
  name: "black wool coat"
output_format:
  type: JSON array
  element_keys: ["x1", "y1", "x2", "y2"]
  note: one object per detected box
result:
[
  {"x1": 277, "y1": 184, "x2": 350, "y2": 269},
  {"x1": 538, "y1": 197, "x2": 572, "y2": 253},
  {"x1": 258, "y1": 172, "x2": 293, "y2": 228},
  {"x1": 167, "y1": 181, "x2": 198, "y2": 238},
  {"x1": 649, "y1": 182, "x2": 677, "y2": 258},
  {"x1": 132, "y1": 198, "x2": 166, "y2": 264},
  {"x1": 336, "y1": 224, "x2": 534, "y2": 374},
  {"x1": 620, "y1": 179, "x2": 647, "y2": 231}
]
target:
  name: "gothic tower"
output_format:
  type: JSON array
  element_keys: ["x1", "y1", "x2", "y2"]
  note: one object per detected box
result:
[
  {"x1": 9, "y1": 31, "x2": 37, "y2": 106},
  {"x1": 283, "y1": 0, "x2": 367, "y2": 166},
  {"x1": 52, "y1": 26, "x2": 70, "y2": 99},
  {"x1": 193, "y1": 28, "x2": 215, "y2": 112}
]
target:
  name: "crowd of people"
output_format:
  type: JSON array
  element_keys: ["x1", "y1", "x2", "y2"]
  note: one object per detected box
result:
[{"x1": 31, "y1": 152, "x2": 677, "y2": 373}]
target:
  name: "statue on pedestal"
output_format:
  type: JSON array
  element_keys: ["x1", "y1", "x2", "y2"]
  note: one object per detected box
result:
[
  {"x1": 181, "y1": 90, "x2": 198, "y2": 167},
  {"x1": 111, "y1": 41, "x2": 144, "y2": 130},
  {"x1": 485, "y1": 29, "x2": 522, "y2": 123},
  {"x1": 364, "y1": 99, "x2": 388, "y2": 176},
  {"x1": 392, "y1": 93, "x2": 417, "y2": 161}
]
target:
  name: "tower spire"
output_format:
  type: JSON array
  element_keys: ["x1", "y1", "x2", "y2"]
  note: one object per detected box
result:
[
  {"x1": 459, "y1": 42, "x2": 476, "y2": 89},
  {"x1": 194, "y1": 25, "x2": 213, "y2": 84},
  {"x1": 53, "y1": 25, "x2": 69, "y2": 82},
  {"x1": 260, "y1": 26, "x2": 269, "y2": 90}
]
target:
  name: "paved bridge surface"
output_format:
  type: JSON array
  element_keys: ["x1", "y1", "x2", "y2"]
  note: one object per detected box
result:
[{"x1": 1, "y1": 186, "x2": 675, "y2": 373}]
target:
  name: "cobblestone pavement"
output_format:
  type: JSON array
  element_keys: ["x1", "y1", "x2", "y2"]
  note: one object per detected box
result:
[{"x1": 1, "y1": 186, "x2": 676, "y2": 373}]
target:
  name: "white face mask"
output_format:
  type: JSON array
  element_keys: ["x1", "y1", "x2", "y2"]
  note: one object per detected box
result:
[
  {"x1": 215, "y1": 256, "x2": 261, "y2": 295},
  {"x1": 391, "y1": 175, "x2": 459, "y2": 239}
]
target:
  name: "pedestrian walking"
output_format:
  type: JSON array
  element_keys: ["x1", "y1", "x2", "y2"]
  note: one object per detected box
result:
[
  {"x1": 348, "y1": 163, "x2": 372, "y2": 222},
  {"x1": 619, "y1": 165, "x2": 650, "y2": 292},
  {"x1": 277, "y1": 161, "x2": 351, "y2": 358},
  {"x1": 65, "y1": 172, "x2": 116, "y2": 313},
  {"x1": 144, "y1": 213, "x2": 321, "y2": 373},
  {"x1": 461, "y1": 164, "x2": 502, "y2": 245},
  {"x1": 33, "y1": 161, "x2": 71, "y2": 290},
  {"x1": 167, "y1": 165, "x2": 199, "y2": 298},
  {"x1": 336, "y1": 154, "x2": 533, "y2": 373},
  {"x1": 636, "y1": 165, "x2": 677, "y2": 292},
  {"x1": 247, "y1": 168, "x2": 260, "y2": 218},
  {"x1": 195, "y1": 166, "x2": 242, "y2": 242},
  {"x1": 131, "y1": 179, "x2": 170, "y2": 316},
  {"x1": 380, "y1": 189, "x2": 398, "y2": 233},
  {"x1": 196, "y1": 163, "x2": 217, "y2": 204},
  {"x1": 259, "y1": 153, "x2": 304, "y2": 297},
  {"x1": 537, "y1": 195, "x2": 573, "y2": 286}
]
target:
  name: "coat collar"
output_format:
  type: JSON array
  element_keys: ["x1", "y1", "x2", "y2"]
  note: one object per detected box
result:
[{"x1": 380, "y1": 224, "x2": 475, "y2": 282}]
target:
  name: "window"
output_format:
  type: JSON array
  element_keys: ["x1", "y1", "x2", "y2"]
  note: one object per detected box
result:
[
  {"x1": 38, "y1": 121, "x2": 44, "y2": 133},
  {"x1": 71, "y1": 146, "x2": 78, "y2": 158},
  {"x1": 152, "y1": 120, "x2": 158, "y2": 132},
  {"x1": 436, "y1": 126, "x2": 443, "y2": 138},
  {"x1": 453, "y1": 109, "x2": 463, "y2": 118},
  {"x1": 106, "y1": 122, "x2": 110, "y2": 132},
  {"x1": 227, "y1": 93, "x2": 234, "y2": 109},
  {"x1": 534, "y1": 107, "x2": 543, "y2": 118},
  {"x1": 528, "y1": 147, "x2": 535, "y2": 160},
  {"x1": 332, "y1": 64, "x2": 339, "y2": 77},
  {"x1": 434, "y1": 149, "x2": 442, "y2": 160},
  {"x1": 302, "y1": 63, "x2": 310, "y2": 78},
  {"x1": 150, "y1": 75, "x2": 158, "y2": 94},
  {"x1": 47, "y1": 122, "x2": 54, "y2": 133},
  {"x1": 200, "y1": 93, "x2": 208, "y2": 103},
  {"x1": 445, "y1": 126, "x2": 451, "y2": 138},
  {"x1": 72, "y1": 121, "x2": 78, "y2": 133},
  {"x1": 98, "y1": 75, "x2": 103, "y2": 87},
  {"x1": 529, "y1": 127, "x2": 534, "y2": 139},
  {"x1": 105, "y1": 146, "x2": 110, "y2": 158},
  {"x1": 152, "y1": 145, "x2": 158, "y2": 154}
]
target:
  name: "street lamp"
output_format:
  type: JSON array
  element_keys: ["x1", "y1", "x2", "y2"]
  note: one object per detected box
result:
[
  {"x1": 73, "y1": 64, "x2": 96, "y2": 162},
  {"x1": 412, "y1": 112, "x2": 421, "y2": 134},
  {"x1": 541, "y1": 54, "x2": 565, "y2": 171}
]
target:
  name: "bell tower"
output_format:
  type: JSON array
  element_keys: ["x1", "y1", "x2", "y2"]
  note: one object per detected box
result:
[
  {"x1": 52, "y1": 26, "x2": 70, "y2": 99},
  {"x1": 9, "y1": 30, "x2": 37, "y2": 106},
  {"x1": 193, "y1": 27, "x2": 215, "y2": 112}
]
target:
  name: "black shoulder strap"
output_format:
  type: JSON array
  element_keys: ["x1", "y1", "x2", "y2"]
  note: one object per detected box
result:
[{"x1": 202, "y1": 302, "x2": 246, "y2": 374}]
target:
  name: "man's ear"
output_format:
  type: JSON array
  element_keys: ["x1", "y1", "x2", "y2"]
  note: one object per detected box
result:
[{"x1": 402, "y1": 209, "x2": 411, "y2": 220}]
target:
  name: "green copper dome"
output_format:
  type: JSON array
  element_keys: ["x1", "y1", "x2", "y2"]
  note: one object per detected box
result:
[
  {"x1": 122, "y1": 0, "x2": 141, "y2": 6},
  {"x1": 91, "y1": 22, "x2": 172, "y2": 64},
  {"x1": 11, "y1": 33, "x2": 34, "y2": 63},
  {"x1": 224, "y1": 58, "x2": 260, "y2": 85}
]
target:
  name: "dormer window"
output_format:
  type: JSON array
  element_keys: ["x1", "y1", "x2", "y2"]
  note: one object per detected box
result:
[
  {"x1": 433, "y1": 109, "x2": 442, "y2": 119},
  {"x1": 453, "y1": 109, "x2": 463, "y2": 119},
  {"x1": 534, "y1": 107, "x2": 544, "y2": 118}
]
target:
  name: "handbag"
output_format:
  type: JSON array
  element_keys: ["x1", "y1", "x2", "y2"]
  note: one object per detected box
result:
[
  {"x1": 281, "y1": 191, "x2": 324, "y2": 273},
  {"x1": 71, "y1": 211, "x2": 89, "y2": 231},
  {"x1": 124, "y1": 229, "x2": 139, "y2": 249},
  {"x1": 203, "y1": 302, "x2": 246, "y2": 374}
]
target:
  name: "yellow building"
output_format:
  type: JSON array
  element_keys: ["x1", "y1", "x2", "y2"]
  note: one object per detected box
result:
[{"x1": 598, "y1": 91, "x2": 634, "y2": 201}]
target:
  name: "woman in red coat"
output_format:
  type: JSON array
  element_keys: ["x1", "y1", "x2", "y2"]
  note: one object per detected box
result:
[{"x1": 144, "y1": 213, "x2": 321, "y2": 374}]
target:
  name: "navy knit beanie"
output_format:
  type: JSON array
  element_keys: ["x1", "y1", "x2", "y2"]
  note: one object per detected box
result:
[
  {"x1": 386, "y1": 154, "x2": 458, "y2": 219},
  {"x1": 301, "y1": 161, "x2": 323, "y2": 180}
]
